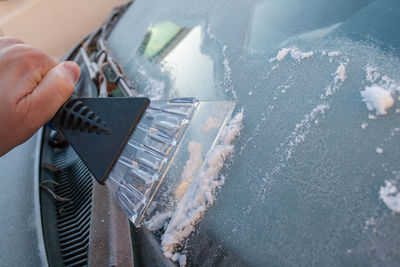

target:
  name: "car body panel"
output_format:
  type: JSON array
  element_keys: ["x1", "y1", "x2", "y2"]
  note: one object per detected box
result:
[{"x1": 0, "y1": 130, "x2": 48, "y2": 266}]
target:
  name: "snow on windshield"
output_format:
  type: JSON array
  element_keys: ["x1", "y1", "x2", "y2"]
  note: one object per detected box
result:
[
  {"x1": 108, "y1": 0, "x2": 400, "y2": 263},
  {"x1": 360, "y1": 65, "x2": 400, "y2": 116},
  {"x1": 380, "y1": 180, "x2": 400, "y2": 213},
  {"x1": 144, "y1": 110, "x2": 243, "y2": 265},
  {"x1": 269, "y1": 47, "x2": 314, "y2": 62}
]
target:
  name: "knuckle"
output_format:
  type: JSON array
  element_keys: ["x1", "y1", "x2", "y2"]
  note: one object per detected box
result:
[
  {"x1": 0, "y1": 36, "x2": 24, "y2": 43},
  {"x1": 2, "y1": 44, "x2": 57, "y2": 83},
  {"x1": 4, "y1": 43, "x2": 30, "y2": 56},
  {"x1": 0, "y1": 37, "x2": 24, "y2": 49},
  {"x1": 2, "y1": 44, "x2": 33, "y2": 67},
  {"x1": 3, "y1": 44, "x2": 55, "y2": 68},
  {"x1": 23, "y1": 47, "x2": 55, "y2": 69},
  {"x1": 1, "y1": 45, "x2": 21, "y2": 65}
]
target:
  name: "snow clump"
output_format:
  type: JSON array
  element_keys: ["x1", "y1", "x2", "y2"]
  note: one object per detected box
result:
[
  {"x1": 361, "y1": 86, "x2": 394, "y2": 115},
  {"x1": 379, "y1": 181, "x2": 400, "y2": 213},
  {"x1": 269, "y1": 47, "x2": 313, "y2": 62}
]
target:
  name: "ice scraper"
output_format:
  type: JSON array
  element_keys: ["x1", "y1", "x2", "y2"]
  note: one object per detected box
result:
[{"x1": 49, "y1": 96, "x2": 235, "y2": 226}]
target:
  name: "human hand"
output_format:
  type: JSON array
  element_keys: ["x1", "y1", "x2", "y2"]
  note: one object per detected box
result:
[{"x1": 0, "y1": 37, "x2": 80, "y2": 156}]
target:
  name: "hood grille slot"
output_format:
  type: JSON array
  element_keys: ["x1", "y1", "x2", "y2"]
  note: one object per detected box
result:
[{"x1": 53, "y1": 147, "x2": 93, "y2": 267}]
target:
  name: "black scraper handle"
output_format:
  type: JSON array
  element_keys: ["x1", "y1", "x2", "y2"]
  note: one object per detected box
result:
[
  {"x1": 50, "y1": 98, "x2": 111, "y2": 135},
  {"x1": 48, "y1": 97, "x2": 150, "y2": 184}
]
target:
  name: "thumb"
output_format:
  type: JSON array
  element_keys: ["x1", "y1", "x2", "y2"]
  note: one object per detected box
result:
[{"x1": 29, "y1": 61, "x2": 80, "y2": 125}]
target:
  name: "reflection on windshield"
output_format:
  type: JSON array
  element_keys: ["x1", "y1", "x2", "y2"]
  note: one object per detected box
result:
[
  {"x1": 137, "y1": 21, "x2": 191, "y2": 60},
  {"x1": 248, "y1": 0, "x2": 373, "y2": 52},
  {"x1": 137, "y1": 22, "x2": 219, "y2": 100}
]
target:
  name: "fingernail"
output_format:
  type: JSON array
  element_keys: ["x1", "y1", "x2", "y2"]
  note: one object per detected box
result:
[{"x1": 62, "y1": 61, "x2": 81, "y2": 83}]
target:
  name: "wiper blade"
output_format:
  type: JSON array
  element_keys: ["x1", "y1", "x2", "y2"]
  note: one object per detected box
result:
[
  {"x1": 76, "y1": 1, "x2": 136, "y2": 97},
  {"x1": 80, "y1": 47, "x2": 99, "y2": 81}
]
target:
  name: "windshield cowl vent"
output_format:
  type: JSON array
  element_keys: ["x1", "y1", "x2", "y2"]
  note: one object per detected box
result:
[{"x1": 53, "y1": 147, "x2": 93, "y2": 266}]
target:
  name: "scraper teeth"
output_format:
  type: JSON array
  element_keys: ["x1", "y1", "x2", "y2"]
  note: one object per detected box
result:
[
  {"x1": 108, "y1": 97, "x2": 235, "y2": 226},
  {"x1": 109, "y1": 98, "x2": 198, "y2": 224}
]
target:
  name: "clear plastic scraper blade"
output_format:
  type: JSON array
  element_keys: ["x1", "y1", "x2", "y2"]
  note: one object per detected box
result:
[{"x1": 106, "y1": 98, "x2": 235, "y2": 226}]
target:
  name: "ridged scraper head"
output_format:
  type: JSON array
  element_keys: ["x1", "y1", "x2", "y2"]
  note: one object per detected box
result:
[{"x1": 52, "y1": 97, "x2": 150, "y2": 183}]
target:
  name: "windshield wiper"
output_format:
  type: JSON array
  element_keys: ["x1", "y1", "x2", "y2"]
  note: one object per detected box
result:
[{"x1": 75, "y1": 1, "x2": 136, "y2": 97}]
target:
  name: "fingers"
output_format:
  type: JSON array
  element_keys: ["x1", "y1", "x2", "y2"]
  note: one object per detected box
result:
[
  {"x1": 0, "y1": 36, "x2": 81, "y2": 156},
  {"x1": 25, "y1": 61, "x2": 80, "y2": 126}
]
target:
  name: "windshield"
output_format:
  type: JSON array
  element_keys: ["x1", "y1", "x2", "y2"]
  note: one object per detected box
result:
[{"x1": 108, "y1": 0, "x2": 400, "y2": 265}]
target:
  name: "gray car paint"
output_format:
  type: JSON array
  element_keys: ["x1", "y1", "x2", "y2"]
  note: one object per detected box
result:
[{"x1": 0, "y1": 129, "x2": 48, "y2": 266}]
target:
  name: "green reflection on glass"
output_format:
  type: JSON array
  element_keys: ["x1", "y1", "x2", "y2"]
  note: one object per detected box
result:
[
  {"x1": 137, "y1": 21, "x2": 190, "y2": 60},
  {"x1": 137, "y1": 21, "x2": 220, "y2": 100}
]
